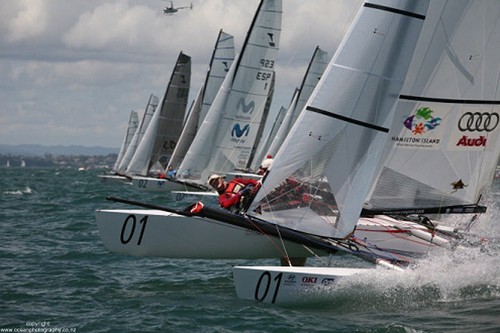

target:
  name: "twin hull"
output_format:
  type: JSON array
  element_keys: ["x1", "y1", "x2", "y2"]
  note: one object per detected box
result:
[{"x1": 95, "y1": 209, "x2": 449, "y2": 259}]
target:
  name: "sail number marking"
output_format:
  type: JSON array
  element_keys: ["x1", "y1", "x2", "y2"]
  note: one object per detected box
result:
[
  {"x1": 120, "y1": 214, "x2": 148, "y2": 245},
  {"x1": 260, "y1": 59, "x2": 274, "y2": 68},
  {"x1": 254, "y1": 271, "x2": 283, "y2": 303},
  {"x1": 137, "y1": 179, "x2": 148, "y2": 188},
  {"x1": 256, "y1": 72, "x2": 272, "y2": 81}
]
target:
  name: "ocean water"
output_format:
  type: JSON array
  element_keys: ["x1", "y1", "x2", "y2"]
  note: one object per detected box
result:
[{"x1": 1, "y1": 168, "x2": 499, "y2": 333}]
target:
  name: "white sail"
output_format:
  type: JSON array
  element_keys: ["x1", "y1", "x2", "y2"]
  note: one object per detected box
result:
[
  {"x1": 366, "y1": 0, "x2": 500, "y2": 212},
  {"x1": 126, "y1": 52, "x2": 191, "y2": 176},
  {"x1": 117, "y1": 94, "x2": 159, "y2": 174},
  {"x1": 266, "y1": 46, "x2": 329, "y2": 158},
  {"x1": 177, "y1": 0, "x2": 282, "y2": 184},
  {"x1": 250, "y1": 0, "x2": 429, "y2": 239},
  {"x1": 248, "y1": 71, "x2": 276, "y2": 169},
  {"x1": 251, "y1": 105, "x2": 287, "y2": 170},
  {"x1": 168, "y1": 30, "x2": 235, "y2": 170},
  {"x1": 113, "y1": 110, "x2": 139, "y2": 172}
]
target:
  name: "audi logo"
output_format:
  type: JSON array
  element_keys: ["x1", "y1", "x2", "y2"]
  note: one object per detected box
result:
[{"x1": 458, "y1": 112, "x2": 499, "y2": 132}]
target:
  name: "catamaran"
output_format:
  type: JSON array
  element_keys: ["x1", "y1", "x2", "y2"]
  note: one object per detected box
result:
[{"x1": 233, "y1": 0, "x2": 500, "y2": 304}]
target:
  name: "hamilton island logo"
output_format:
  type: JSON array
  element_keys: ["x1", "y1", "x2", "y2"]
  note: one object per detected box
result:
[
  {"x1": 232, "y1": 124, "x2": 250, "y2": 138},
  {"x1": 404, "y1": 107, "x2": 441, "y2": 135}
]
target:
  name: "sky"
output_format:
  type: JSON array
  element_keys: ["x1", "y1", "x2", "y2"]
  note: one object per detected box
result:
[{"x1": 0, "y1": 0, "x2": 362, "y2": 148}]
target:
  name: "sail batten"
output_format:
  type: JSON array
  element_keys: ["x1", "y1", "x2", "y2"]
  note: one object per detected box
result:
[
  {"x1": 364, "y1": 2, "x2": 426, "y2": 20},
  {"x1": 306, "y1": 106, "x2": 389, "y2": 133},
  {"x1": 401, "y1": 95, "x2": 500, "y2": 105}
]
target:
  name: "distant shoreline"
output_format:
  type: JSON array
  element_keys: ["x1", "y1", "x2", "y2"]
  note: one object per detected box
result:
[{"x1": 0, "y1": 144, "x2": 118, "y2": 157}]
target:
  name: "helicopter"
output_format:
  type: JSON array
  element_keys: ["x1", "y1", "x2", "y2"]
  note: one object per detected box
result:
[{"x1": 163, "y1": 1, "x2": 193, "y2": 15}]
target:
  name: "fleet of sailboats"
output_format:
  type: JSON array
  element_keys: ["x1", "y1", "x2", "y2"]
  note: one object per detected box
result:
[
  {"x1": 127, "y1": 29, "x2": 236, "y2": 192},
  {"x1": 98, "y1": 50, "x2": 191, "y2": 184},
  {"x1": 96, "y1": 0, "x2": 500, "y2": 305}
]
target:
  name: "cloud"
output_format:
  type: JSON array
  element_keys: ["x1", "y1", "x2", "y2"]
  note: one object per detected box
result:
[
  {"x1": 0, "y1": 0, "x2": 362, "y2": 147},
  {"x1": 4, "y1": 0, "x2": 48, "y2": 42}
]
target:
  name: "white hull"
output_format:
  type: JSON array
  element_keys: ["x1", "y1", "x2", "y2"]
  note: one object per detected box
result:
[
  {"x1": 354, "y1": 215, "x2": 450, "y2": 256},
  {"x1": 233, "y1": 265, "x2": 372, "y2": 305},
  {"x1": 170, "y1": 191, "x2": 218, "y2": 206},
  {"x1": 130, "y1": 176, "x2": 204, "y2": 192},
  {"x1": 98, "y1": 174, "x2": 131, "y2": 184},
  {"x1": 95, "y1": 208, "x2": 450, "y2": 259},
  {"x1": 95, "y1": 209, "x2": 316, "y2": 259}
]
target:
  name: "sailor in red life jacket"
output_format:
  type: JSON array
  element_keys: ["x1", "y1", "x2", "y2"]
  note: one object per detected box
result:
[{"x1": 208, "y1": 174, "x2": 261, "y2": 212}]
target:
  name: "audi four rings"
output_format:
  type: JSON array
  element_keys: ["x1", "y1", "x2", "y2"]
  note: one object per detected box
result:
[{"x1": 458, "y1": 112, "x2": 499, "y2": 132}]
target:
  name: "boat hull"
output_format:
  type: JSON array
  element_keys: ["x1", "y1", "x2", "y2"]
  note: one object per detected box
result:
[
  {"x1": 233, "y1": 266, "x2": 371, "y2": 305},
  {"x1": 354, "y1": 215, "x2": 450, "y2": 256},
  {"x1": 95, "y1": 209, "x2": 316, "y2": 259},
  {"x1": 130, "y1": 176, "x2": 203, "y2": 192},
  {"x1": 170, "y1": 191, "x2": 218, "y2": 206},
  {"x1": 95, "y1": 209, "x2": 451, "y2": 259},
  {"x1": 98, "y1": 174, "x2": 131, "y2": 184}
]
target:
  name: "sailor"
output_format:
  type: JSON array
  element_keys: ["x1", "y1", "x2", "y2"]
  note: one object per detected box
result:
[
  {"x1": 208, "y1": 174, "x2": 261, "y2": 212},
  {"x1": 257, "y1": 154, "x2": 273, "y2": 175},
  {"x1": 166, "y1": 165, "x2": 176, "y2": 178}
]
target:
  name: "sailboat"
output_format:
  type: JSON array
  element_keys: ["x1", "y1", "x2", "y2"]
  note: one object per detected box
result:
[
  {"x1": 115, "y1": 94, "x2": 159, "y2": 175},
  {"x1": 233, "y1": 0, "x2": 500, "y2": 304},
  {"x1": 114, "y1": 111, "x2": 139, "y2": 171},
  {"x1": 125, "y1": 51, "x2": 191, "y2": 180},
  {"x1": 128, "y1": 29, "x2": 236, "y2": 192},
  {"x1": 173, "y1": 0, "x2": 281, "y2": 187},
  {"x1": 99, "y1": 110, "x2": 141, "y2": 183}
]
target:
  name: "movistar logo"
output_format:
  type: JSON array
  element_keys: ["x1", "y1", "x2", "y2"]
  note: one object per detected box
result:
[
  {"x1": 404, "y1": 107, "x2": 441, "y2": 135},
  {"x1": 232, "y1": 124, "x2": 250, "y2": 138},
  {"x1": 237, "y1": 98, "x2": 255, "y2": 114}
]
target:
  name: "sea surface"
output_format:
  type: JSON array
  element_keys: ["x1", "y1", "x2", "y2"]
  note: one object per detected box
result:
[{"x1": 1, "y1": 168, "x2": 499, "y2": 333}]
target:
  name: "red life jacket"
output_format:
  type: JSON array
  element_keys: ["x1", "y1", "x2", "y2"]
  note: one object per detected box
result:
[{"x1": 224, "y1": 180, "x2": 244, "y2": 195}]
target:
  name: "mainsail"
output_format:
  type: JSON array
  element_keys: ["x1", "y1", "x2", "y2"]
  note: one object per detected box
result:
[
  {"x1": 113, "y1": 110, "x2": 139, "y2": 172},
  {"x1": 177, "y1": 0, "x2": 282, "y2": 184},
  {"x1": 168, "y1": 30, "x2": 235, "y2": 170},
  {"x1": 126, "y1": 52, "x2": 191, "y2": 176},
  {"x1": 366, "y1": 0, "x2": 500, "y2": 213},
  {"x1": 266, "y1": 46, "x2": 329, "y2": 158},
  {"x1": 249, "y1": 0, "x2": 430, "y2": 239},
  {"x1": 118, "y1": 94, "x2": 158, "y2": 174}
]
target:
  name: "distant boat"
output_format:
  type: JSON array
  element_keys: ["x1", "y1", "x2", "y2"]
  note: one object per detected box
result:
[
  {"x1": 6, "y1": 160, "x2": 10, "y2": 168},
  {"x1": 20, "y1": 160, "x2": 26, "y2": 168},
  {"x1": 113, "y1": 110, "x2": 140, "y2": 173}
]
